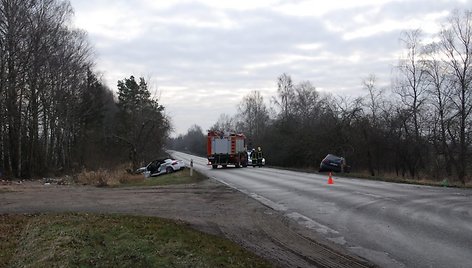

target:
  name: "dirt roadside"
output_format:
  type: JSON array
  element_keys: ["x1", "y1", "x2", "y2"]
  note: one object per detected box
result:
[{"x1": 0, "y1": 179, "x2": 375, "y2": 268}]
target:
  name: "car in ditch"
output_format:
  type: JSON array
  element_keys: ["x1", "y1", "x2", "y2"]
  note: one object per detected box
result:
[
  {"x1": 319, "y1": 154, "x2": 350, "y2": 173},
  {"x1": 136, "y1": 158, "x2": 185, "y2": 177}
]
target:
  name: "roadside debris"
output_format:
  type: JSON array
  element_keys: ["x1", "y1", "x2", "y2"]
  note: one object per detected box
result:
[{"x1": 42, "y1": 176, "x2": 74, "y2": 186}]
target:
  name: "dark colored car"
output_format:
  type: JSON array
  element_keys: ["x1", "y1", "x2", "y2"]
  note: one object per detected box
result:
[{"x1": 319, "y1": 154, "x2": 351, "y2": 173}]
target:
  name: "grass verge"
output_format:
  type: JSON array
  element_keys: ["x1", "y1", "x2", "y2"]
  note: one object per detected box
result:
[
  {"x1": 332, "y1": 171, "x2": 472, "y2": 188},
  {"x1": 267, "y1": 165, "x2": 472, "y2": 188},
  {"x1": 76, "y1": 167, "x2": 206, "y2": 187},
  {"x1": 0, "y1": 213, "x2": 271, "y2": 268},
  {"x1": 0, "y1": 214, "x2": 29, "y2": 267},
  {"x1": 118, "y1": 168, "x2": 206, "y2": 187}
]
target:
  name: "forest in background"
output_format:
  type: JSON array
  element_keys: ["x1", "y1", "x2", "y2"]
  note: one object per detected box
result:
[
  {"x1": 1, "y1": 1, "x2": 470, "y2": 184},
  {"x1": 170, "y1": 9, "x2": 472, "y2": 184},
  {"x1": 0, "y1": 0, "x2": 170, "y2": 178}
]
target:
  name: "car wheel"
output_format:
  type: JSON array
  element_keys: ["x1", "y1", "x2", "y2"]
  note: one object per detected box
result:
[
  {"x1": 212, "y1": 165, "x2": 217, "y2": 169},
  {"x1": 166, "y1": 167, "x2": 173, "y2": 174}
]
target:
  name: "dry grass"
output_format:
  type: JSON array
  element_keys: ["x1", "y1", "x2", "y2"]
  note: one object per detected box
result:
[
  {"x1": 75, "y1": 167, "x2": 205, "y2": 187},
  {"x1": 344, "y1": 170, "x2": 472, "y2": 188},
  {"x1": 76, "y1": 169, "x2": 142, "y2": 187},
  {"x1": 276, "y1": 166, "x2": 472, "y2": 188}
]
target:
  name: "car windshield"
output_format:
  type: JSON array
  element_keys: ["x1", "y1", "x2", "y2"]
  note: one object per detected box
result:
[{"x1": 325, "y1": 154, "x2": 341, "y2": 161}]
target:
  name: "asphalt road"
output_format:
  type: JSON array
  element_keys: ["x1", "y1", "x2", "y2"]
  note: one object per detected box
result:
[{"x1": 171, "y1": 151, "x2": 472, "y2": 268}]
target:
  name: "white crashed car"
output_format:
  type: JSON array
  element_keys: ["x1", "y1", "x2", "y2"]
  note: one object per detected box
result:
[
  {"x1": 136, "y1": 158, "x2": 185, "y2": 176},
  {"x1": 164, "y1": 158, "x2": 185, "y2": 172}
]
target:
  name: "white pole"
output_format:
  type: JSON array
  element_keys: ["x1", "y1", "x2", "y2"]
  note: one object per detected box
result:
[{"x1": 190, "y1": 159, "x2": 193, "y2": 177}]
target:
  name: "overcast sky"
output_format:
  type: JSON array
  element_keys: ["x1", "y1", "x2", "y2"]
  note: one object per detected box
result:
[{"x1": 69, "y1": 0, "x2": 471, "y2": 136}]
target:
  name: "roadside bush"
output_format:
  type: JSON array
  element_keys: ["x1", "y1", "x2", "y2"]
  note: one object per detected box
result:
[
  {"x1": 76, "y1": 169, "x2": 114, "y2": 187},
  {"x1": 76, "y1": 168, "x2": 144, "y2": 187},
  {"x1": 118, "y1": 172, "x2": 144, "y2": 184}
]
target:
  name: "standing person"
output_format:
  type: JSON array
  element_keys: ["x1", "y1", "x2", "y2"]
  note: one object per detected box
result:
[
  {"x1": 251, "y1": 149, "x2": 257, "y2": 167},
  {"x1": 257, "y1": 147, "x2": 263, "y2": 167}
]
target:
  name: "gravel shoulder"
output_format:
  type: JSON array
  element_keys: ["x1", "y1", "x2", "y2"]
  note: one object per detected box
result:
[{"x1": 0, "y1": 179, "x2": 375, "y2": 268}]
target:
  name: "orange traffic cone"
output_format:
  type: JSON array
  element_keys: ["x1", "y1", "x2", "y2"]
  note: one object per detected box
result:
[{"x1": 328, "y1": 172, "x2": 334, "y2": 184}]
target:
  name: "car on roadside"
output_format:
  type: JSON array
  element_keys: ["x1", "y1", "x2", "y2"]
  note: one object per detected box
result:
[
  {"x1": 136, "y1": 158, "x2": 185, "y2": 177},
  {"x1": 319, "y1": 154, "x2": 350, "y2": 173},
  {"x1": 166, "y1": 158, "x2": 185, "y2": 171}
]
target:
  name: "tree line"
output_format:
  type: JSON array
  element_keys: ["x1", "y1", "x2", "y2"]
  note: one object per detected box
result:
[
  {"x1": 0, "y1": 0, "x2": 169, "y2": 178},
  {"x1": 170, "y1": 10, "x2": 472, "y2": 184}
]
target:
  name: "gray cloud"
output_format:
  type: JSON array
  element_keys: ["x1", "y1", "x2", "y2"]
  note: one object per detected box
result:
[{"x1": 69, "y1": 0, "x2": 472, "y2": 135}]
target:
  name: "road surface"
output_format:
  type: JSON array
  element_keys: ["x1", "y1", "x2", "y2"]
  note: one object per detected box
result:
[{"x1": 171, "y1": 151, "x2": 472, "y2": 268}]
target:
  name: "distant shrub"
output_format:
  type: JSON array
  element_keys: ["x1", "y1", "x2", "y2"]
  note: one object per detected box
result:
[{"x1": 76, "y1": 168, "x2": 144, "y2": 187}]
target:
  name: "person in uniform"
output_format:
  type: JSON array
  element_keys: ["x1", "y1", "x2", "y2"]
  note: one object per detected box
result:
[
  {"x1": 257, "y1": 147, "x2": 263, "y2": 167},
  {"x1": 251, "y1": 149, "x2": 257, "y2": 167}
]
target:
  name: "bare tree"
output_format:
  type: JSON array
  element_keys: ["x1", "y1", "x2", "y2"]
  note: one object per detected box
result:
[
  {"x1": 438, "y1": 10, "x2": 472, "y2": 184},
  {"x1": 0, "y1": 0, "x2": 123, "y2": 177},
  {"x1": 362, "y1": 74, "x2": 385, "y2": 123},
  {"x1": 167, "y1": 125, "x2": 206, "y2": 156},
  {"x1": 397, "y1": 29, "x2": 429, "y2": 139},
  {"x1": 293, "y1": 80, "x2": 321, "y2": 124},
  {"x1": 1, "y1": 0, "x2": 30, "y2": 177},
  {"x1": 361, "y1": 74, "x2": 382, "y2": 176},
  {"x1": 236, "y1": 90, "x2": 269, "y2": 147},
  {"x1": 274, "y1": 73, "x2": 295, "y2": 120},
  {"x1": 422, "y1": 43, "x2": 454, "y2": 177},
  {"x1": 395, "y1": 29, "x2": 429, "y2": 178},
  {"x1": 210, "y1": 113, "x2": 235, "y2": 132}
]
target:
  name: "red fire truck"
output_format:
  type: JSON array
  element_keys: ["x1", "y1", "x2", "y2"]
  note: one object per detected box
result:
[{"x1": 207, "y1": 131, "x2": 248, "y2": 169}]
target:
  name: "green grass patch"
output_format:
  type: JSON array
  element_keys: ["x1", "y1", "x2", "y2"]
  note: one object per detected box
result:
[
  {"x1": 0, "y1": 213, "x2": 271, "y2": 268},
  {"x1": 0, "y1": 214, "x2": 30, "y2": 267},
  {"x1": 119, "y1": 168, "x2": 207, "y2": 187}
]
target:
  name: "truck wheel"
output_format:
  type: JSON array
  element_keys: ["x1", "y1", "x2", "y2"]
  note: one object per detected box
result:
[
  {"x1": 212, "y1": 165, "x2": 217, "y2": 169},
  {"x1": 222, "y1": 165, "x2": 227, "y2": 168}
]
